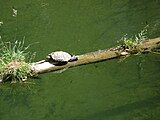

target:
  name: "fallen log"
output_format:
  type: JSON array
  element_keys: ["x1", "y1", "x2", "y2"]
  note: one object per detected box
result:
[{"x1": 31, "y1": 37, "x2": 160, "y2": 74}]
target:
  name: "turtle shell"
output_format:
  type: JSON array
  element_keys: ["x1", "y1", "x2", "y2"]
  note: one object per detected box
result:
[{"x1": 49, "y1": 51, "x2": 72, "y2": 62}]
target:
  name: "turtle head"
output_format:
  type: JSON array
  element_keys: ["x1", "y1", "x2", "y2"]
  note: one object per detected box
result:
[{"x1": 69, "y1": 55, "x2": 78, "y2": 62}]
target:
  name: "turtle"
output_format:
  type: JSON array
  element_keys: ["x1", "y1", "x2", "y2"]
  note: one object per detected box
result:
[{"x1": 46, "y1": 51, "x2": 78, "y2": 65}]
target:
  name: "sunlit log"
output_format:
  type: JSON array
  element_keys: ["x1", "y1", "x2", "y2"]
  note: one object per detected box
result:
[{"x1": 31, "y1": 37, "x2": 160, "y2": 74}]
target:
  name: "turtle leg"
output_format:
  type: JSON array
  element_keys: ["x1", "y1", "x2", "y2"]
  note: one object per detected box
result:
[
  {"x1": 48, "y1": 59, "x2": 58, "y2": 65},
  {"x1": 54, "y1": 61, "x2": 68, "y2": 66}
]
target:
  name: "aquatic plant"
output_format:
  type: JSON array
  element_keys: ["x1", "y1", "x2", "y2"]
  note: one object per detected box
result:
[
  {"x1": 120, "y1": 26, "x2": 148, "y2": 51},
  {"x1": 0, "y1": 40, "x2": 35, "y2": 83}
]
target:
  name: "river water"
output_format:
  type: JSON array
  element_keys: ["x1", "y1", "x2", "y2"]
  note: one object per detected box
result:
[{"x1": 0, "y1": 0, "x2": 160, "y2": 120}]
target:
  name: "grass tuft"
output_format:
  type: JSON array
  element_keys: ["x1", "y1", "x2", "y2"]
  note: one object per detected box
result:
[
  {"x1": 118, "y1": 26, "x2": 148, "y2": 51},
  {"x1": 0, "y1": 39, "x2": 35, "y2": 83}
]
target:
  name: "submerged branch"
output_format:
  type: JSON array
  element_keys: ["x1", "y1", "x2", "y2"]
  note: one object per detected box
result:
[{"x1": 31, "y1": 37, "x2": 160, "y2": 75}]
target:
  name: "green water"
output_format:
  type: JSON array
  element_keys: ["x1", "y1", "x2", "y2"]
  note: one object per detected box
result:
[{"x1": 0, "y1": 0, "x2": 160, "y2": 120}]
